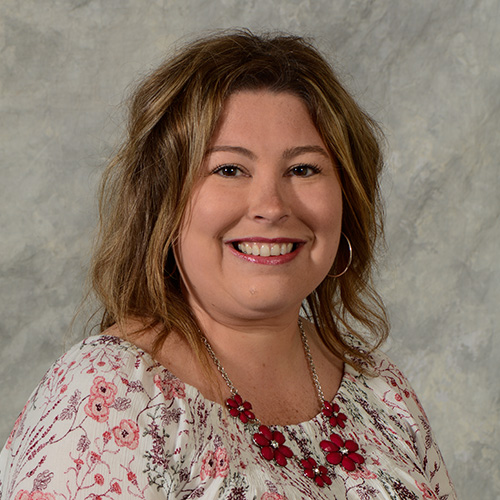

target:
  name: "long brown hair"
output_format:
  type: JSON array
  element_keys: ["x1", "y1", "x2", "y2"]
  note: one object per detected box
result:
[{"x1": 90, "y1": 30, "x2": 388, "y2": 372}]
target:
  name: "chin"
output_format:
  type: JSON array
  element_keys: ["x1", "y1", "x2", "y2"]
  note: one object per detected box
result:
[{"x1": 228, "y1": 288, "x2": 309, "y2": 317}]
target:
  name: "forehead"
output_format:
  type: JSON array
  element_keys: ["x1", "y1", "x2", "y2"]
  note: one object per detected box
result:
[{"x1": 209, "y1": 90, "x2": 325, "y2": 150}]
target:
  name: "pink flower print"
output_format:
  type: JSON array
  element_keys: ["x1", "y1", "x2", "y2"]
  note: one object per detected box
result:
[
  {"x1": 73, "y1": 458, "x2": 84, "y2": 470},
  {"x1": 200, "y1": 450, "x2": 217, "y2": 480},
  {"x1": 6, "y1": 401, "x2": 29, "y2": 450},
  {"x1": 111, "y1": 482, "x2": 122, "y2": 494},
  {"x1": 112, "y1": 419, "x2": 140, "y2": 449},
  {"x1": 94, "y1": 473, "x2": 104, "y2": 485},
  {"x1": 14, "y1": 491, "x2": 31, "y2": 500},
  {"x1": 349, "y1": 465, "x2": 378, "y2": 480},
  {"x1": 416, "y1": 481, "x2": 436, "y2": 499},
  {"x1": 31, "y1": 493, "x2": 56, "y2": 500},
  {"x1": 154, "y1": 374, "x2": 186, "y2": 399},
  {"x1": 154, "y1": 375, "x2": 163, "y2": 390},
  {"x1": 15, "y1": 492, "x2": 56, "y2": 500},
  {"x1": 261, "y1": 494, "x2": 287, "y2": 500},
  {"x1": 84, "y1": 396, "x2": 111, "y2": 423},
  {"x1": 214, "y1": 447, "x2": 230, "y2": 478},
  {"x1": 90, "y1": 376, "x2": 118, "y2": 405},
  {"x1": 168, "y1": 379, "x2": 186, "y2": 399}
]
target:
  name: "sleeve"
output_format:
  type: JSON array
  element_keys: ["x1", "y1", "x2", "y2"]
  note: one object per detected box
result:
[
  {"x1": 375, "y1": 353, "x2": 458, "y2": 500},
  {"x1": 0, "y1": 337, "x2": 167, "y2": 500}
]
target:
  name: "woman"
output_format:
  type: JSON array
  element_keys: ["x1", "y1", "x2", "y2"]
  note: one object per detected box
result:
[{"x1": 0, "y1": 31, "x2": 456, "y2": 499}]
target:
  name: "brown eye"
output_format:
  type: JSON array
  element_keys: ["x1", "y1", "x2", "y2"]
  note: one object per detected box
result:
[
  {"x1": 212, "y1": 165, "x2": 243, "y2": 177},
  {"x1": 289, "y1": 164, "x2": 322, "y2": 177}
]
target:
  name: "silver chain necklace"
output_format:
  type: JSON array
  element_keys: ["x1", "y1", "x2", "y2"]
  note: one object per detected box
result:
[
  {"x1": 201, "y1": 319, "x2": 325, "y2": 410},
  {"x1": 200, "y1": 318, "x2": 365, "y2": 488}
]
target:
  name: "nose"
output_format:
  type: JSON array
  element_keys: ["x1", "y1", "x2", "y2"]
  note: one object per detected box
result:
[{"x1": 248, "y1": 174, "x2": 291, "y2": 223}]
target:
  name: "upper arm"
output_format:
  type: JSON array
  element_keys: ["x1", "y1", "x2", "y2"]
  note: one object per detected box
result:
[
  {"x1": 375, "y1": 353, "x2": 458, "y2": 499},
  {"x1": 0, "y1": 339, "x2": 166, "y2": 500}
]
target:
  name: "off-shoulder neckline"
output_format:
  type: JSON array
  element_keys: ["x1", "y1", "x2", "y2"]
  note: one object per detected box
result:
[{"x1": 84, "y1": 333, "x2": 354, "y2": 428}]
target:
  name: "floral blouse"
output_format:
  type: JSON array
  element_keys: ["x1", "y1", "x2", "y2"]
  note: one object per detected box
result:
[{"x1": 0, "y1": 335, "x2": 457, "y2": 500}]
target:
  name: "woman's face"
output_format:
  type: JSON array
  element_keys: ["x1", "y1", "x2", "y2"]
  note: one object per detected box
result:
[{"x1": 176, "y1": 90, "x2": 343, "y2": 324}]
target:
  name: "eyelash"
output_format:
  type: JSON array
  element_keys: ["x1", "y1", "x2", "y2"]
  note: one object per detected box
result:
[
  {"x1": 211, "y1": 164, "x2": 245, "y2": 177},
  {"x1": 211, "y1": 163, "x2": 323, "y2": 177},
  {"x1": 288, "y1": 163, "x2": 323, "y2": 177}
]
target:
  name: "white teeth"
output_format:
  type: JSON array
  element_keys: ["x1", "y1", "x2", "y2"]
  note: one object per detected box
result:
[
  {"x1": 271, "y1": 244, "x2": 281, "y2": 256},
  {"x1": 236, "y1": 242, "x2": 296, "y2": 256},
  {"x1": 260, "y1": 245, "x2": 271, "y2": 257}
]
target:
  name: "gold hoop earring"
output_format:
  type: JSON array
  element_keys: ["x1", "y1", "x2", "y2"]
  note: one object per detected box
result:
[{"x1": 328, "y1": 233, "x2": 352, "y2": 278}]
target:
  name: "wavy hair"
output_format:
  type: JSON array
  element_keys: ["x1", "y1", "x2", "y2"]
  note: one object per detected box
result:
[{"x1": 90, "y1": 30, "x2": 388, "y2": 372}]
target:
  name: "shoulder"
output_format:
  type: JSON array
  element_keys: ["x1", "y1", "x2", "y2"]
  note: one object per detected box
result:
[
  {"x1": 2, "y1": 334, "x2": 165, "y2": 452},
  {"x1": 350, "y1": 348, "x2": 417, "y2": 393},
  {"x1": 340, "y1": 352, "x2": 457, "y2": 497},
  {"x1": 60, "y1": 332, "x2": 155, "y2": 368},
  {"x1": 368, "y1": 349, "x2": 415, "y2": 391},
  {"x1": 31, "y1": 334, "x2": 163, "y2": 407},
  {"x1": 358, "y1": 352, "x2": 457, "y2": 496},
  {"x1": 343, "y1": 349, "x2": 434, "y2": 453},
  {"x1": 343, "y1": 348, "x2": 431, "y2": 427},
  {"x1": 0, "y1": 334, "x2": 180, "y2": 499},
  {"x1": 345, "y1": 349, "x2": 437, "y2": 455}
]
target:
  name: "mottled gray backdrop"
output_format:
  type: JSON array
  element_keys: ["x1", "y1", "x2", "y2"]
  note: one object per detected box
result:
[{"x1": 1, "y1": 0, "x2": 498, "y2": 498}]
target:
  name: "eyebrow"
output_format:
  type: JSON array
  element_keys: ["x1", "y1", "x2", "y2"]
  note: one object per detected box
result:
[
  {"x1": 207, "y1": 145, "x2": 257, "y2": 160},
  {"x1": 282, "y1": 146, "x2": 330, "y2": 160},
  {"x1": 206, "y1": 145, "x2": 330, "y2": 160}
]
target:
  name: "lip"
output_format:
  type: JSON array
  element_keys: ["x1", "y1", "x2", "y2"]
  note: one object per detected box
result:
[
  {"x1": 225, "y1": 237, "x2": 306, "y2": 244},
  {"x1": 225, "y1": 237, "x2": 306, "y2": 265}
]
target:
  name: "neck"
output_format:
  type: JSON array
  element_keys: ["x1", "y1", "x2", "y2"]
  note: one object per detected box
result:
[
  {"x1": 193, "y1": 309, "x2": 334, "y2": 426},
  {"x1": 193, "y1": 307, "x2": 305, "y2": 376}
]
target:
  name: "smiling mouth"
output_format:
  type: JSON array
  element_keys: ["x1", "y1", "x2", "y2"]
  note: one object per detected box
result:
[{"x1": 233, "y1": 242, "x2": 299, "y2": 257}]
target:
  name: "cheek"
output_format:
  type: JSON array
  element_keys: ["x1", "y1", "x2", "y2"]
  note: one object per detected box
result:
[
  {"x1": 188, "y1": 184, "x2": 241, "y2": 234},
  {"x1": 175, "y1": 199, "x2": 228, "y2": 278},
  {"x1": 308, "y1": 189, "x2": 343, "y2": 259},
  {"x1": 175, "y1": 229, "x2": 216, "y2": 298},
  {"x1": 305, "y1": 186, "x2": 343, "y2": 231}
]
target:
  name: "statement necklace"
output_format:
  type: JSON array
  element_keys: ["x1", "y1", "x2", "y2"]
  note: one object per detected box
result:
[{"x1": 201, "y1": 319, "x2": 365, "y2": 488}]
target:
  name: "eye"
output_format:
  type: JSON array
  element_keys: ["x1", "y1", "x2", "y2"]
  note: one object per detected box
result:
[
  {"x1": 288, "y1": 164, "x2": 322, "y2": 177},
  {"x1": 212, "y1": 164, "x2": 244, "y2": 177}
]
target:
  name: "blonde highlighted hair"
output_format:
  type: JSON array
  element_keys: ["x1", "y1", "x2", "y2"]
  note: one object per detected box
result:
[{"x1": 90, "y1": 30, "x2": 388, "y2": 371}]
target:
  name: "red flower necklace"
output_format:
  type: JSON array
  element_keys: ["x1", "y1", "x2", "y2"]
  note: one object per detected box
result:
[{"x1": 201, "y1": 319, "x2": 365, "y2": 487}]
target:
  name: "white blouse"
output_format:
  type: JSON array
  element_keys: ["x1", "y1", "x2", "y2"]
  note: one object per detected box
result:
[{"x1": 0, "y1": 334, "x2": 457, "y2": 499}]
